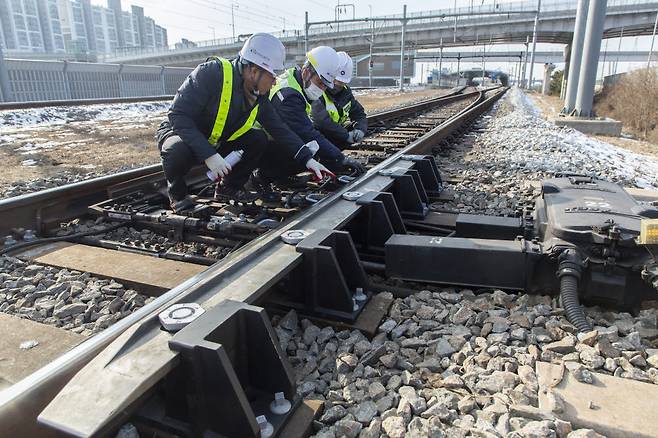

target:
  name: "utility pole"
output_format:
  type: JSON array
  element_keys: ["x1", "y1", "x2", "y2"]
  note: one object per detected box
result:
[
  {"x1": 648, "y1": 10, "x2": 658, "y2": 69},
  {"x1": 399, "y1": 4, "x2": 407, "y2": 91},
  {"x1": 600, "y1": 38, "x2": 608, "y2": 85},
  {"x1": 368, "y1": 5, "x2": 374, "y2": 87},
  {"x1": 457, "y1": 53, "x2": 461, "y2": 85},
  {"x1": 482, "y1": 46, "x2": 486, "y2": 86},
  {"x1": 562, "y1": 0, "x2": 589, "y2": 114},
  {"x1": 527, "y1": 0, "x2": 541, "y2": 90},
  {"x1": 521, "y1": 36, "x2": 529, "y2": 88},
  {"x1": 614, "y1": 26, "x2": 623, "y2": 75},
  {"x1": 438, "y1": 37, "x2": 443, "y2": 87},
  {"x1": 304, "y1": 11, "x2": 308, "y2": 54},
  {"x1": 231, "y1": 3, "x2": 238, "y2": 42},
  {"x1": 453, "y1": 0, "x2": 457, "y2": 43}
]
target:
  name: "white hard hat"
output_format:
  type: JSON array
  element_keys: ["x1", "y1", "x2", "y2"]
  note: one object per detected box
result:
[
  {"x1": 239, "y1": 33, "x2": 285, "y2": 75},
  {"x1": 335, "y1": 51, "x2": 353, "y2": 83},
  {"x1": 306, "y1": 46, "x2": 339, "y2": 89}
]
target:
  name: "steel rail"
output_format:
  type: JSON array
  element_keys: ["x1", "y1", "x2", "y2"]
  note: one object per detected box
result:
[{"x1": 0, "y1": 87, "x2": 504, "y2": 436}]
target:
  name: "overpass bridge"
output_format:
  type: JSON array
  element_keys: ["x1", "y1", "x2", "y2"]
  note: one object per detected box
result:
[
  {"x1": 100, "y1": 0, "x2": 658, "y2": 67},
  {"x1": 412, "y1": 50, "x2": 653, "y2": 64}
]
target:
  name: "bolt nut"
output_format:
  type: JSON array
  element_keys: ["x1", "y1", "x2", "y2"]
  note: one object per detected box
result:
[{"x1": 281, "y1": 229, "x2": 309, "y2": 245}]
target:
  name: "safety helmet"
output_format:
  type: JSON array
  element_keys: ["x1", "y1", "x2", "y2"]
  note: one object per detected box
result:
[
  {"x1": 306, "y1": 46, "x2": 339, "y2": 89},
  {"x1": 239, "y1": 33, "x2": 285, "y2": 75},
  {"x1": 335, "y1": 51, "x2": 353, "y2": 83}
]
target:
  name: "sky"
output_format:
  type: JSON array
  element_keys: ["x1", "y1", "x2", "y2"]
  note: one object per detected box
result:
[{"x1": 90, "y1": 0, "x2": 658, "y2": 82}]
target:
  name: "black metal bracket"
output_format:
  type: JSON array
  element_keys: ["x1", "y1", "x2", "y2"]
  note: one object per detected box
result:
[
  {"x1": 296, "y1": 229, "x2": 370, "y2": 320},
  {"x1": 401, "y1": 155, "x2": 443, "y2": 197},
  {"x1": 350, "y1": 191, "x2": 407, "y2": 248},
  {"x1": 166, "y1": 300, "x2": 298, "y2": 438},
  {"x1": 383, "y1": 169, "x2": 429, "y2": 219}
]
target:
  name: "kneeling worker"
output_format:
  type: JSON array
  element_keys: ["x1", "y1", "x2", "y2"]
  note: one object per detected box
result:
[
  {"x1": 156, "y1": 33, "x2": 329, "y2": 211},
  {"x1": 258, "y1": 46, "x2": 365, "y2": 182},
  {"x1": 311, "y1": 51, "x2": 367, "y2": 150}
]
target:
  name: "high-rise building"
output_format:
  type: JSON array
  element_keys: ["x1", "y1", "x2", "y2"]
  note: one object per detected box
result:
[
  {"x1": 0, "y1": 0, "x2": 66, "y2": 53},
  {"x1": 0, "y1": 0, "x2": 167, "y2": 57}
]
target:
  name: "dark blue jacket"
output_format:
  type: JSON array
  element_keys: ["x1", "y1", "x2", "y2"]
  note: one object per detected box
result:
[
  {"x1": 311, "y1": 85, "x2": 367, "y2": 145},
  {"x1": 269, "y1": 67, "x2": 345, "y2": 170},
  {"x1": 157, "y1": 58, "x2": 311, "y2": 165}
]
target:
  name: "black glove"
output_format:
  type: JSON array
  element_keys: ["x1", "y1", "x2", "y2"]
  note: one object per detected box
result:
[{"x1": 341, "y1": 156, "x2": 366, "y2": 175}]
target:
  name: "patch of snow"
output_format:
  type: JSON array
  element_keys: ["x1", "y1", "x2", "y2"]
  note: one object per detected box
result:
[{"x1": 0, "y1": 101, "x2": 169, "y2": 130}]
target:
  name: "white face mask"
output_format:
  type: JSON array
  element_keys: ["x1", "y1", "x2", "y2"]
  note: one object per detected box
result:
[{"x1": 304, "y1": 81, "x2": 324, "y2": 101}]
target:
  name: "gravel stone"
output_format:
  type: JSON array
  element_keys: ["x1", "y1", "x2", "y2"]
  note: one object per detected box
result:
[
  {"x1": 381, "y1": 416, "x2": 407, "y2": 438},
  {"x1": 353, "y1": 400, "x2": 378, "y2": 425},
  {"x1": 333, "y1": 419, "x2": 362, "y2": 438},
  {"x1": 567, "y1": 429, "x2": 607, "y2": 438}
]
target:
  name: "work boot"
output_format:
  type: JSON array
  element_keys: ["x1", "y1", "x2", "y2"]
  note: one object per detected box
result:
[
  {"x1": 214, "y1": 183, "x2": 259, "y2": 203},
  {"x1": 170, "y1": 195, "x2": 195, "y2": 213}
]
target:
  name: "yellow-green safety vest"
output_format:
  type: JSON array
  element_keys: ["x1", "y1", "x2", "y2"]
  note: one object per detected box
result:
[
  {"x1": 207, "y1": 57, "x2": 259, "y2": 146},
  {"x1": 321, "y1": 90, "x2": 352, "y2": 125},
  {"x1": 269, "y1": 67, "x2": 312, "y2": 117}
]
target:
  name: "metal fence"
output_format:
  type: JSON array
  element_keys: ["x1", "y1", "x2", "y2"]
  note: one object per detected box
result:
[{"x1": 2, "y1": 59, "x2": 192, "y2": 102}]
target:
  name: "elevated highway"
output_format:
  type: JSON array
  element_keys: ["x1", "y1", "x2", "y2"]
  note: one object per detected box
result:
[{"x1": 100, "y1": 0, "x2": 658, "y2": 67}]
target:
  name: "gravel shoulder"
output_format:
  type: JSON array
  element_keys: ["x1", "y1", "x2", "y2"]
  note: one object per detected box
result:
[
  {"x1": 529, "y1": 92, "x2": 658, "y2": 158},
  {"x1": 0, "y1": 87, "x2": 449, "y2": 199}
]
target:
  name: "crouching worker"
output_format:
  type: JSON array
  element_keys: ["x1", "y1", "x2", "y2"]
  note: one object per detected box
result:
[
  {"x1": 257, "y1": 46, "x2": 365, "y2": 184},
  {"x1": 311, "y1": 51, "x2": 368, "y2": 150},
  {"x1": 156, "y1": 33, "x2": 324, "y2": 211}
]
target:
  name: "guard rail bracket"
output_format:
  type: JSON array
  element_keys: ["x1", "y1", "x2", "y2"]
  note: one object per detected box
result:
[{"x1": 152, "y1": 300, "x2": 299, "y2": 437}]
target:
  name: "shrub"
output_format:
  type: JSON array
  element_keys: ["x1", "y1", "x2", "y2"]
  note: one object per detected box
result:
[{"x1": 595, "y1": 67, "x2": 658, "y2": 143}]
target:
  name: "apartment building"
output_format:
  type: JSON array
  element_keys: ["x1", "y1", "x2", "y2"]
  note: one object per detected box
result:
[{"x1": 0, "y1": 0, "x2": 167, "y2": 57}]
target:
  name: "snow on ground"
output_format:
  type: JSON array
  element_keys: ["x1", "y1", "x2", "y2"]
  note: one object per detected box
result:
[
  {"x1": 468, "y1": 88, "x2": 658, "y2": 190},
  {"x1": 0, "y1": 101, "x2": 168, "y2": 130}
]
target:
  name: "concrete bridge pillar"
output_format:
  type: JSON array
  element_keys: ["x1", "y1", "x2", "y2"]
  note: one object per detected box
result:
[
  {"x1": 563, "y1": 0, "x2": 589, "y2": 114},
  {"x1": 560, "y1": 44, "x2": 571, "y2": 100},
  {"x1": 574, "y1": 0, "x2": 608, "y2": 117},
  {"x1": 542, "y1": 63, "x2": 555, "y2": 95},
  {"x1": 0, "y1": 45, "x2": 12, "y2": 102}
]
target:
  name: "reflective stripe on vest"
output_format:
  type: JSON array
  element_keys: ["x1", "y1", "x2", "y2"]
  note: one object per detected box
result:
[
  {"x1": 321, "y1": 91, "x2": 351, "y2": 125},
  {"x1": 207, "y1": 57, "x2": 259, "y2": 145},
  {"x1": 270, "y1": 67, "x2": 311, "y2": 116}
]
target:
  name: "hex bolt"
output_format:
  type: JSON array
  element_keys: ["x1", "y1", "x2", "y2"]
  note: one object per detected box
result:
[
  {"x1": 354, "y1": 287, "x2": 367, "y2": 302},
  {"x1": 256, "y1": 415, "x2": 274, "y2": 438},
  {"x1": 270, "y1": 392, "x2": 291, "y2": 415},
  {"x1": 3, "y1": 235, "x2": 16, "y2": 247},
  {"x1": 352, "y1": 296, "x2": 359, "y2": 312},
  {"x1": 23, "y1": 230, "x2": 37, "y2": 241}
]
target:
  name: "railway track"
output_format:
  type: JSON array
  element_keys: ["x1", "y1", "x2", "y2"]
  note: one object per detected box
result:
[{"x1": 0, "y1": 85, "x2": 508, "y2": 437}]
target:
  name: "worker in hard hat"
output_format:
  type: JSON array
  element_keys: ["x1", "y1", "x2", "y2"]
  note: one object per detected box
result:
[
  {"x1": 311, "y1": 51, "x2": 368, "y2": 150},
  {"x1": 156, "y1": 33, "x2": 329, "y2": 211},
  {"x1": 257, "y1": 46, "x2": 365, "y2": 184}
]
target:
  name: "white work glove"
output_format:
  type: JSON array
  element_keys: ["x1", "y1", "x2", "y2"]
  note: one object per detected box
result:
[
  {"x1": 204, "y1": 153, "x2": 231, "y2": 180},
  {"x1": 352, "y1": 129, "x2": 365, "y2": 142},
  {"x1": 304, "y1": 140, "x2": 320, "y2": 156},
  {"x1": 305, "y1": 158, "x2": 336, "y2": 181}
]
